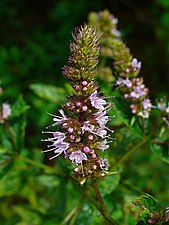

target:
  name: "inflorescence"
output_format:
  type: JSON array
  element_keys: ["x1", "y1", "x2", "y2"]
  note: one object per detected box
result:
[
  {"x1": 89, "y1": 10, "x2": 152, "y2": 118},
  {"x1": 42, "y1": 25, "x2": 114, "y2": 184}
]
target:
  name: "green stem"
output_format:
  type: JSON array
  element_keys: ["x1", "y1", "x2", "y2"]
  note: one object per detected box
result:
[
  {"x1": 91, "y1": 177, "x2": 119, "y2": 225},
  {"x1": 112, "y1": 138, "x2": 147, "y2": 169},
  {"x1": 60, "y1": 207, "x2": 78, "y2": 225}
]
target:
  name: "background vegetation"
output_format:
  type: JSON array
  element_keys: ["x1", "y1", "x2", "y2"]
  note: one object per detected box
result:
[{"x1": 0, "y1": 0, "x2": 168, "y2": 224}]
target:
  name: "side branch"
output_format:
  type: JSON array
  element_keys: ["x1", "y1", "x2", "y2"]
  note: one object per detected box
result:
[{"x1": 91, "y1": 177, "x2": 119, "y2": 225}]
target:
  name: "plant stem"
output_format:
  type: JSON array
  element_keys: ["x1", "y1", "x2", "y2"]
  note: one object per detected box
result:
[
  {"x1": 60, "y1": 207, "x2": 78, "y2": 225},
  {"x1": 91, "y1": 177, "x2": 119, "y2": 225}
]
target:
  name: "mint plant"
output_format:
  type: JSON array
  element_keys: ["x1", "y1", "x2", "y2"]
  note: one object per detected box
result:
[
  {"x1": 42, "y1": 24, "x2": 118, "y2": 224},
  {"x1": 42, "y1": 25, "x2": 114, "y2": 183},
  {"x1": 0, "y1": 10, "x2": 168, "y2": 225}
]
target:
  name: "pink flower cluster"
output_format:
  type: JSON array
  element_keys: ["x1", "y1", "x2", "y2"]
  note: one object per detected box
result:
[
  {"x1": 89, "y1": 10, "x2": 152, "y2": 119},
  {"x1": 0, "y1": 103, "x2": 11, "y2": 123},
  {"x1": 116, "y1": 58, "x2": 152, "y2": 118},
  {"x1": 42, "y1": 25, "x2": 114, "y2": 182},
  {"x1": 42, "y1": 90, "x2": 113, "y2": 178},
  {"x1": 156, "y1": 98, "x2": 169, "y2": 127}
]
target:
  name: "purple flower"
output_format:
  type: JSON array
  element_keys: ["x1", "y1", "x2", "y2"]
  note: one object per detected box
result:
[
  {"x1": 98, "y1": 140, "x2": 109, "y2": 151},
  {"x1": 156, "y1": 98, "x2": 168, "y2": 112},
  {"x1": 42, "y1": 131, "x2": 70, "y2": 160},
  {"x1": 96, "y1": 128, "x2": 108, "y2": 138},
  {"x1": 81, "y1": 120, "x2": 104, "y2": 137},
  {"x1": 111, "y1": 29, "x2": 121, "y2": 38},
  {"x1": 81, "y1": 121, "x2": 95, "y2": 134},
  {"x1": 130, "y1": 104, "x2": 137, "y2": 114},
  {"x1": 81, "y1": 120, "x2": 113, "y2": 139},
  {"x1": 42, "y1": 131, "x2": 66, "y2": 142},
  {"x1": 89, "y1": 90, "x2": 107, "y2": 110},
  {"x1": 131, "y1": 58, "x2": 141, "y2": 70},
  {"x1": 69, "y1": 150, "x2": 87, "y2": 165},
  {"x1": 2, "y1": 103, "x2": 11, "y2": 120},
  {"x1": 142, "y1": 98, "x2": 152, "y2": 110},
  {"x1": 125, "y1": 78, "x2": 132, "y2": 88},
  {"x1": 116, "y1": 77, "x2": 124, "y2": 86},
  {"x1": 94, "y1": 110, "x2": 111, "y2": 127},
  {"x1": 116, "y1": 77, "x2": 132, "y2": 88},
  {"x1": 44, "y1": 141, "x2": 70, "y2": 160},
  {"x1": 130, "y1": 87, "x2": 146, "y2": 99},
  {"x1": 50, "y1": 109, "x2": 67, "y2": 126}
]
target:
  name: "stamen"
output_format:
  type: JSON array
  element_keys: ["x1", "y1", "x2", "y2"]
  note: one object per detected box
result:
[
  {"x1": 49, "y1": 154, "x2": 62, "y2": 160},
  {"x1": 42, "y1": 147, "x2": 56, "y2": 153}
]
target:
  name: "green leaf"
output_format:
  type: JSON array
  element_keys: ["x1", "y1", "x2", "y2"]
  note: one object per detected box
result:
[
  {"x1": 3, "y1": 96, "x2": 28, "y2": 152},
  {"x1": 132, "y1": 194, "x2": 159, "y2": 212},
  {"x1": 111, "y1": 96, "x2": 130, "y2": 126},
  {"x1": 11, "y1": 113, "x2": 27, "y2": 151},
  {"x1": 0, "y1": 147, "x2": 13, "y2": 168},
  {"x1": 0, "y1": 160, "x2": 14, "y2": 179},
  {"x1": 132, "y1": 194, "x2": 160, "y2": 222},
  {"x1": 13, "y1": 205, "x2": 42, "y2": 225},
  {"x1": 150, "y1": 143, "x2": 169, "y2": 164},
  {"x1": 99, "y1": 171, "x2": 121, "y2": 196},
  {"x1": 30, "y1": 83, "x2": 66, "y2": 104},
  {"x1": 150, "y1": 127, "x2": 169, "y2": 164},
  {"x1": 11, "y1": 95, "x2": 29, "y2": 118},
  {"x1": 157, "y1": 0, "x2": 169, "y2": 8}
]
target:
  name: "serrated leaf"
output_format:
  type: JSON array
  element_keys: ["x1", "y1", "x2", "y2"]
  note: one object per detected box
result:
[
  {"x1": 132, "y1": 194, "x2": 160, "y2": 222},
  {"x1": 30, "y1": 83, "x2": 66, "y2": 104},
  {"x1": 132, "y1": 194, "x2": 159, "y2": 212}
]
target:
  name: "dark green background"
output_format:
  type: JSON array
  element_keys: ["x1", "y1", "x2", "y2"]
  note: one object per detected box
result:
[{"x1": 1, "y1": 0, "x2": 169, "y2": 97}]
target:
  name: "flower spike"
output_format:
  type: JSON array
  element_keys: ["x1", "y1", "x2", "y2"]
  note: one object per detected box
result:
[{"x1": 42, "y1": 24, "x2": 114, "y2": 183}]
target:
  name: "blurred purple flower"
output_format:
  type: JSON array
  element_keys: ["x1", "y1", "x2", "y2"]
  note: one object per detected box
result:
[
  {"x1": 131, "y1": 58, "x2": 141, "y2": 70},
  {"x1": 1, "y1": 103, "x2": 11, "y2": 123}
]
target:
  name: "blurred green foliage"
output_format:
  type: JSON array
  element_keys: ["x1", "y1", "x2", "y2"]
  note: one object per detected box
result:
[{"x1": 0, "y1": 0, "x2": 169, "y2": 225}]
